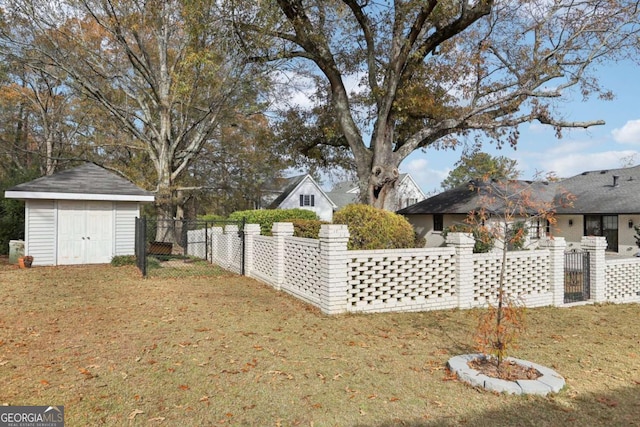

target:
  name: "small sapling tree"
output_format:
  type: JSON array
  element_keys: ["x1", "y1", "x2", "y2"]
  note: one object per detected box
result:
[{"x1": 466, "y1": 175, "x2": 574, "y2": 372}]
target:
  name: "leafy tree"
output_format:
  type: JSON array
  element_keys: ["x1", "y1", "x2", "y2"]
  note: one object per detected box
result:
[
  {"x1": 465, "y1": 175, "x2": 575, "y2": 371},
  {"x1": 441, "y1": 152, "x2": 520, "y2": 190},
  {"x1": 0, "y1": 167, "x2": 39, "y2": 254},
  {"x1": 0, "y1": 0, "x2": 265, "y2": 226},
  {"x1": 188, "y1": 113, "x2": 292, "y2": 217},
  {"x1": 229, "y1": 0, "x2": 639, "y2": 209}
]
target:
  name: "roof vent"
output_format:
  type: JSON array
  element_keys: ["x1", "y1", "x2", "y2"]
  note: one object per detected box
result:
[{"x1": 613, "y1": 175, "x2": 620, "y2": 187}]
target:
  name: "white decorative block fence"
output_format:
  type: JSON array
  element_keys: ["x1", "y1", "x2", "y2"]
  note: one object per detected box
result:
[{"x1": 195, "y1": 223, "x2": 640, "y2": 315}]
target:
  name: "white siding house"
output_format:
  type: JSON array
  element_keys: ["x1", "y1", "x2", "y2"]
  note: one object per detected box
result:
[
  {"x1": 266, "y1": 175, "x2": 337, "y2": 221},
  {"x1": 5, "y1": 163, "x2": 154, "y2": 266},
  {"x1": 266, "y1": 173, "x2": 427, "y2": 221}
]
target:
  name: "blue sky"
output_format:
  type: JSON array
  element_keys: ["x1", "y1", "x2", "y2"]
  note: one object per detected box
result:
[{"x1": 402, "y1": 59, "x2": 640, "y2": 195}]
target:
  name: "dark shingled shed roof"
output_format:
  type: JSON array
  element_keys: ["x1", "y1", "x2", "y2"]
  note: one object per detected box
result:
[{"x1": 5, "y1": 163, "x2": 154, "y2": 201}]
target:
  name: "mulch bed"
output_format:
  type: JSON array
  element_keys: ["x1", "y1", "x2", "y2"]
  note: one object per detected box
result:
[{"x1": 469, "y1": 356, "x2": 542, "y2": 381}]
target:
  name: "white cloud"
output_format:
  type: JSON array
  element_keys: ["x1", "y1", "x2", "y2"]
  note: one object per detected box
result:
[
  {"x1": 612, "y1": 119, "x2": 640, "y2": 144},
  {"x1": 536, "y1": 149, "x2": 639, "y2": 178},
  {"x1": 401, "y1": 157, "x2": 450, "y2": 195}
]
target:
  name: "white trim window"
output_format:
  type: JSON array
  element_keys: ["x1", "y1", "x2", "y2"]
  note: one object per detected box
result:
[{"x1": 299, "y1": 194, "x2": 315, "y2": 207}]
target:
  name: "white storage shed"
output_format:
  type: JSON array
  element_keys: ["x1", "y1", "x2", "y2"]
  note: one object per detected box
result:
[{"x1": 4, "y1": 163, "x2": 155, "y2": 266}]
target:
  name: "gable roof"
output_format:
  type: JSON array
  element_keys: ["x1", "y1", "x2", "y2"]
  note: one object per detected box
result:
[
  {"x1": 5, "y1": 163, "x2": 155, "y2": 202},
  {"x1": 266, "y1": 175, "x2": 308, "y2": 209},
  {"x1": 267, "y1": 174, "x2": 337, "y2": 209}
]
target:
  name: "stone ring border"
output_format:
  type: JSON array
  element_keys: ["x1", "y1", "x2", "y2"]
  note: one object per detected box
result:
[{"x1": 447, "y1": 353, "x2": 566, "y2": 395}]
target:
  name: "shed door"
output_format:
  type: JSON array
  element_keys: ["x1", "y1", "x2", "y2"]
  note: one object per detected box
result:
[{"x1": 58, "y1": 201, "x2": 114, "y2": 264}]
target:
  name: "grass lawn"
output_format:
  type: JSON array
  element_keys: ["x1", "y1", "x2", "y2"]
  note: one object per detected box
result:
[{"x1": 1, "y1": 262, "x2": 639, "y2": 426}]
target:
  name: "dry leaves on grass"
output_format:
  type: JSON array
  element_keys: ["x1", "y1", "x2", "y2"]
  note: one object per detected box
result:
[{"x1": 2, "y1": 262, "x2": 640, "y2": 426}]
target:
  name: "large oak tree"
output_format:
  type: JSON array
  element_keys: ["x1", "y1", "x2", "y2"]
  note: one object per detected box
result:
[{"x1": 230, "y1": 0, "x2": 640, "y2": 208}]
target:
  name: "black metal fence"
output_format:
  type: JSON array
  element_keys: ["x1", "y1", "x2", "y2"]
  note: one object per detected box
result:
[
  {"x1": 134, "y1": 217, "x2": 244, "y2": 278},
  {"x1": 564, "y1": 250, "x2": 591, "y2": 303}
]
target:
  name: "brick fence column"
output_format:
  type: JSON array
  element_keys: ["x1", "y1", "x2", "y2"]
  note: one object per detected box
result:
[
  {"x1": 581, "y1": 236, "x2": 607, "y2": 303},
  {"x1": 243, "y1": 223, "x2": 261, "y2": 277},
  {"x1": 446, "y1": 232, "x2": 475, "y2": 309},
  {"x1": 319, "y1": 224, "x2": 350, "y2": 315},
  {"x1": 538, "y1": 237, "x2": 566, "y2": 306},
  {"x1": 272, "y1": 222, "x2": 294, "y2": 291}
]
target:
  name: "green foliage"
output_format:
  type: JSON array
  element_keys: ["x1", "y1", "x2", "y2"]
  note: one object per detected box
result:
[
  {"x1": 634, "y1": 225, "x2": 640, "y2": 249},
  {"x1": 197, "y1": 214, "x2": 228, "y2": 223},
  {"x1": 291, "y1": 219, "x2": 328, "y2": 239},
  {"x1": 507, "y1": 221, "x2": 529, "y2": 251},
  {"x1": 111, "y1": 255, "x2": 137, "y2": 267},
  {"x1": 228, "y1": 209, "x2": 318, "y2": 235},
  {"x1": 0, "y1": 168, "x2": 39, "y2": 255},
  {"x1": 333, "y1": 204, "x2": 416, "y2": 250},
  {"x1": 441, "y1": 152, "x2": 520, "y2": 190},
  {"x1": 442, "y1": 224, "x2": 495, "y2": 253}
]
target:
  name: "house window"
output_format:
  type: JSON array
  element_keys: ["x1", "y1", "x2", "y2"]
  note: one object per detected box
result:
[
  {"x1": 299, "y1": 194, "x2": 315, "y2": 207},
  {"x1": 433, "y1": 214, "x2": 444, "y2": 232},
  {"x1": 529, "y1": 219, "x2": 551, "y2": 239}
]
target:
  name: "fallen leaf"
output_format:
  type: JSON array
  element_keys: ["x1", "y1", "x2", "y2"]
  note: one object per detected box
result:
[
  {"x1": 179, "y1": 384, "x2": 190, "y2": 391},
  {"x1": 78, "y1": 367, "x2": 94, "y2": 378},
  {"x1": 596, "y1": 396, "x2": 618, "y2": 408},
  {"x1": 199, "y1": 396, "x2": 209, "y2": 402},
  {"x1": 40, "y1": 379, "x2": 50, "y2": 386},
  {"x1": 128, "y1": 409, "x2": 144, "y2": 420}
]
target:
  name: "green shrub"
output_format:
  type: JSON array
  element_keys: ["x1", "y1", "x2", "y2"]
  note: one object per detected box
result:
[
  {"x1": 228, "y1": 209, "x2": 318, "y2": 235},
  {"x1": 291, "y1": 219, "x2": 329, "y2": 239},
  {"x1": 197, "y1": 213, "x2": 227, "y2": 222},
  {"x1": 332, "y1": 204, "x2": 416, "y2": 250},
  {"x1": 111, "y1": 255, "x2": 137, "y2": 267},
  {"x1": 442, "y1": 224, "x2": 495, "y2": 253}
]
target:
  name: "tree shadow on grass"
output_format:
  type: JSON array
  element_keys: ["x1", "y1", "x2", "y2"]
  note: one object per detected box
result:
[{"x1": 354, "y1": 385, "x2": 640, "y2": 427}]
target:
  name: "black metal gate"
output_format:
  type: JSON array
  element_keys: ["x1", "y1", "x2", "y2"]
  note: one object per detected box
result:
[
  {"x1": 134, "y1": 217, "x2": 245, "y2": 278},
  {"x1": 564, "y1": 250, "x2": 590, "y2": 303}
]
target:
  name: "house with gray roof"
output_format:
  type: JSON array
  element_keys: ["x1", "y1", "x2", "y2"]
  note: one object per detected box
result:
[
  {"x1": 398, "y1": 165, "x2": 640, "y2": 253},
  {"x1": 328, "y1": 173, "x2": 426, "y2": 211},
  {"x1": 264, "y1": 173, "x2": 426, "y2": 221},
  {"x1": 264, "y1": 174, "x2": 337, "y2": 221},
  {"x1": 5, "y1": 163, "x2": 154, "y2": 266}
]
